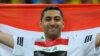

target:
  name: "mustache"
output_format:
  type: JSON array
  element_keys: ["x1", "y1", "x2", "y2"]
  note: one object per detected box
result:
[{"x1": 47, "y1": 25, "x2": 59, "y2": 29}]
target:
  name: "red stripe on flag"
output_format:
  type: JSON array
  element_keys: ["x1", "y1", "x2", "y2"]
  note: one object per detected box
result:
[
  {"x1": 35, "y1": 39, "x2": 69, "y2": 47},
  {"x1": 0, "y1": 4, "x2": 100, "y2": 31}
]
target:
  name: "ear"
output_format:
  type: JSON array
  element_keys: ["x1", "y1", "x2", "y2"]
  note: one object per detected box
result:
[
  {"x1": 63, "y1": 24, "x2": 64, "y2": 28},
  {"x1": 40, "y1": 22, "x2": 43, "y2": 28},
  {"x1": 62, "y1": 21, "x2": 64, "y2": 28}
]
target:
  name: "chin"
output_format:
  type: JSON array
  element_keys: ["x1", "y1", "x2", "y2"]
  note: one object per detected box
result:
[
  {"x1": 49, "y1": 33, "x2": 58, "y2": 37},
  {"x1": 49, "y1": 32, "x2": 57, "y2": 35}
]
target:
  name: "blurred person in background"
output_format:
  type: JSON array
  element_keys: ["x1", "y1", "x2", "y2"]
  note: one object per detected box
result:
[
  {"x1": 43, "y1": 0, "x2": 67, "y2": 4},
  {"x1": 0, "y1": 0, "x2": 11, "y2": 3},
  {"x1": 68, "y1": 0, "x2": 81, "y2": 4},
  {"x1": 81, "y1": 0, "x2": 100, "y2": 4},
  {"x1": 81, "y1": 0, "x2": 92, "y2": 4},
  {"x1": 92, "y1": 0, "x2": 100, "y2": 4},
  {"x1": 25, "y1": 0, "x2": 45, "y2": 4},
  {"x1": 51, "y1": 0, "x2": 66, "y2": 4},
  {"x1": 11, "y1": 0, "x2": 25, "y2": 4}
]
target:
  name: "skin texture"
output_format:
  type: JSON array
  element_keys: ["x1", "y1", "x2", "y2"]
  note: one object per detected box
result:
[
  {"x1": 0, "y1": 31, "x2": 14, "y2": 48},
  {"x1": 96, "y1": 33, "x2": 100, "y2": 47},
  {"x1": 40, "y1": 10, "x2": 64, "y2": 40}
]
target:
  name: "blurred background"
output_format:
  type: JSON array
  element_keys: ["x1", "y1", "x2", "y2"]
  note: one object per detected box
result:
[{"x1": 0, "y1": 0, "x2": 100, "y2": 4}]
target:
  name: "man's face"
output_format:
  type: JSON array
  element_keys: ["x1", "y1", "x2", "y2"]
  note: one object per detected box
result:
[{"x1": 41, "y1": 10, "x2": 64, "y2": 37}]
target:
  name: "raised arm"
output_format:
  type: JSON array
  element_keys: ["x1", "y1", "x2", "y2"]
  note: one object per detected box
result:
[
  {"x1": 0, "y1": 31, "x2": 14, "y2": 48},
  {"x1": 96, "y1": 33, "x2": 100, "y2": 47}
]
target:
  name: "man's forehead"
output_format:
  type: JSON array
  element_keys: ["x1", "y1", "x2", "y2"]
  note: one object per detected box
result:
[{"x1": 44, "y1": 10, "x2": 61, "y2": 16}]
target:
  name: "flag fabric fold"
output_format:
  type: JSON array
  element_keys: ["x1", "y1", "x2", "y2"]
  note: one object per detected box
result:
[{"x1": 0, "y1": 4, "x2": 100, "y2": 56}]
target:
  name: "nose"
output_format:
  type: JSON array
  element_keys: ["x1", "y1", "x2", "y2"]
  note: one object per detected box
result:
[{"x1": 50, "y1": 19, "x2": 56, "y2": 25}]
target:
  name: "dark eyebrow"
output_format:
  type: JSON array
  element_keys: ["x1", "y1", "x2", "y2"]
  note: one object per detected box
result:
[
  {"x1": 46, "y1": 16, "x2": 52, "y2": 17},
  {"x1": 54, "y1": 16, "x2": 61, "y2": 17}
]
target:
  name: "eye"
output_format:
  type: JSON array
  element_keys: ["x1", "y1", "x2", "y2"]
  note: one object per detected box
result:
[
  {"x1": 45, "y1": 16, "x2": 51, "y2": 21},
  {"x1": 54, "y1": 16, "x2": 61, "y2": 21}
]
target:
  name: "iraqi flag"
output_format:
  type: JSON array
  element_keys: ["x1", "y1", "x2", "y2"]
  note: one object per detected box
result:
[{"x1": 0, "y1": 4, "x2": 100, "y2": 56}]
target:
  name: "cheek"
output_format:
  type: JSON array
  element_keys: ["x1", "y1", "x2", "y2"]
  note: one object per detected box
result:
[
  {"x1": 59, "y1": 23, "x2": 64, "y2": 29},
  {"x1": 42, "y1": 23, "x2": 48, "y2": 28},
  {"x1": 58, "y1": 22, "x2": 63, "y2": 26}
]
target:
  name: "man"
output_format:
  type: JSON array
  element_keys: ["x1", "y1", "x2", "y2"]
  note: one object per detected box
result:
[{"x1": 0, "y1": 6, "x2": 100, "y2": 56}]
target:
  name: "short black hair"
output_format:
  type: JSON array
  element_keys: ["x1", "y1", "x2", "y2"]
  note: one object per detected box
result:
[{"x1": 41, "y1": 6, "x2": 64, "y2": 22}]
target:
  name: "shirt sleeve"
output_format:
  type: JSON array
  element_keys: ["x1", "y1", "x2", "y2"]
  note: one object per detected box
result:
[
  {"x1": 95, "y1": 47, "x2": 100, "y2": 56},
  {"x1": 83, "y1": 33, "x2": 97, "y2": 56},
  {"x1": 12, "y1": 35, "x2": 24, "y2": 56}
]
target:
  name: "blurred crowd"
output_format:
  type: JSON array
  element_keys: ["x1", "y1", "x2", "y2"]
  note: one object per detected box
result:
[{"x1": 0, "y1": 0, "x2": 100, "y2": 4}]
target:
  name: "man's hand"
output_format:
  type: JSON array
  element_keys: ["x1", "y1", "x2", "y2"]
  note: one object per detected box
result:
[
  {"x1": 96, "y1": 33, "x2": 100, "y2": 47},
  {"x1": 0, "y1": 31, "x2": 14, "y2": 48}
]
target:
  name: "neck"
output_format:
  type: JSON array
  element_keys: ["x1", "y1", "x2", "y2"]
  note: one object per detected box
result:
[{"x1": 45, "y1": 35, "x2": 60, "y2": 41}]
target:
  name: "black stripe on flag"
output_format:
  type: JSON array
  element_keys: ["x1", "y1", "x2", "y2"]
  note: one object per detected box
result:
[
  {"x1": 84, "y1": 35, "x2": 92, "y2": 43},
  {"x1": 17, "y1": 37, "x2": 24, "y2": 46}
]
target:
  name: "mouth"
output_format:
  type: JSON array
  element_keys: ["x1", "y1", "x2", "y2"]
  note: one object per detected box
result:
[
  {"x1": 47, "y1": 25, "x2": 59, "y2": 32},
  {"x1": 48, "y1": 28, "x2": 58, "y2": 33},
  {"x1": 49, "y1": 28, "x2": 57, "y2": 30}
]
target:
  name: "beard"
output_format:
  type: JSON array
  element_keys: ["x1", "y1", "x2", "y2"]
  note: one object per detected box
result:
[
  {"x1": 44, "y1": 25, "x2": 61, "y2": 39},
  {"x1": 48, "y1": 28, "x2": 59, "y2": 36}
]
